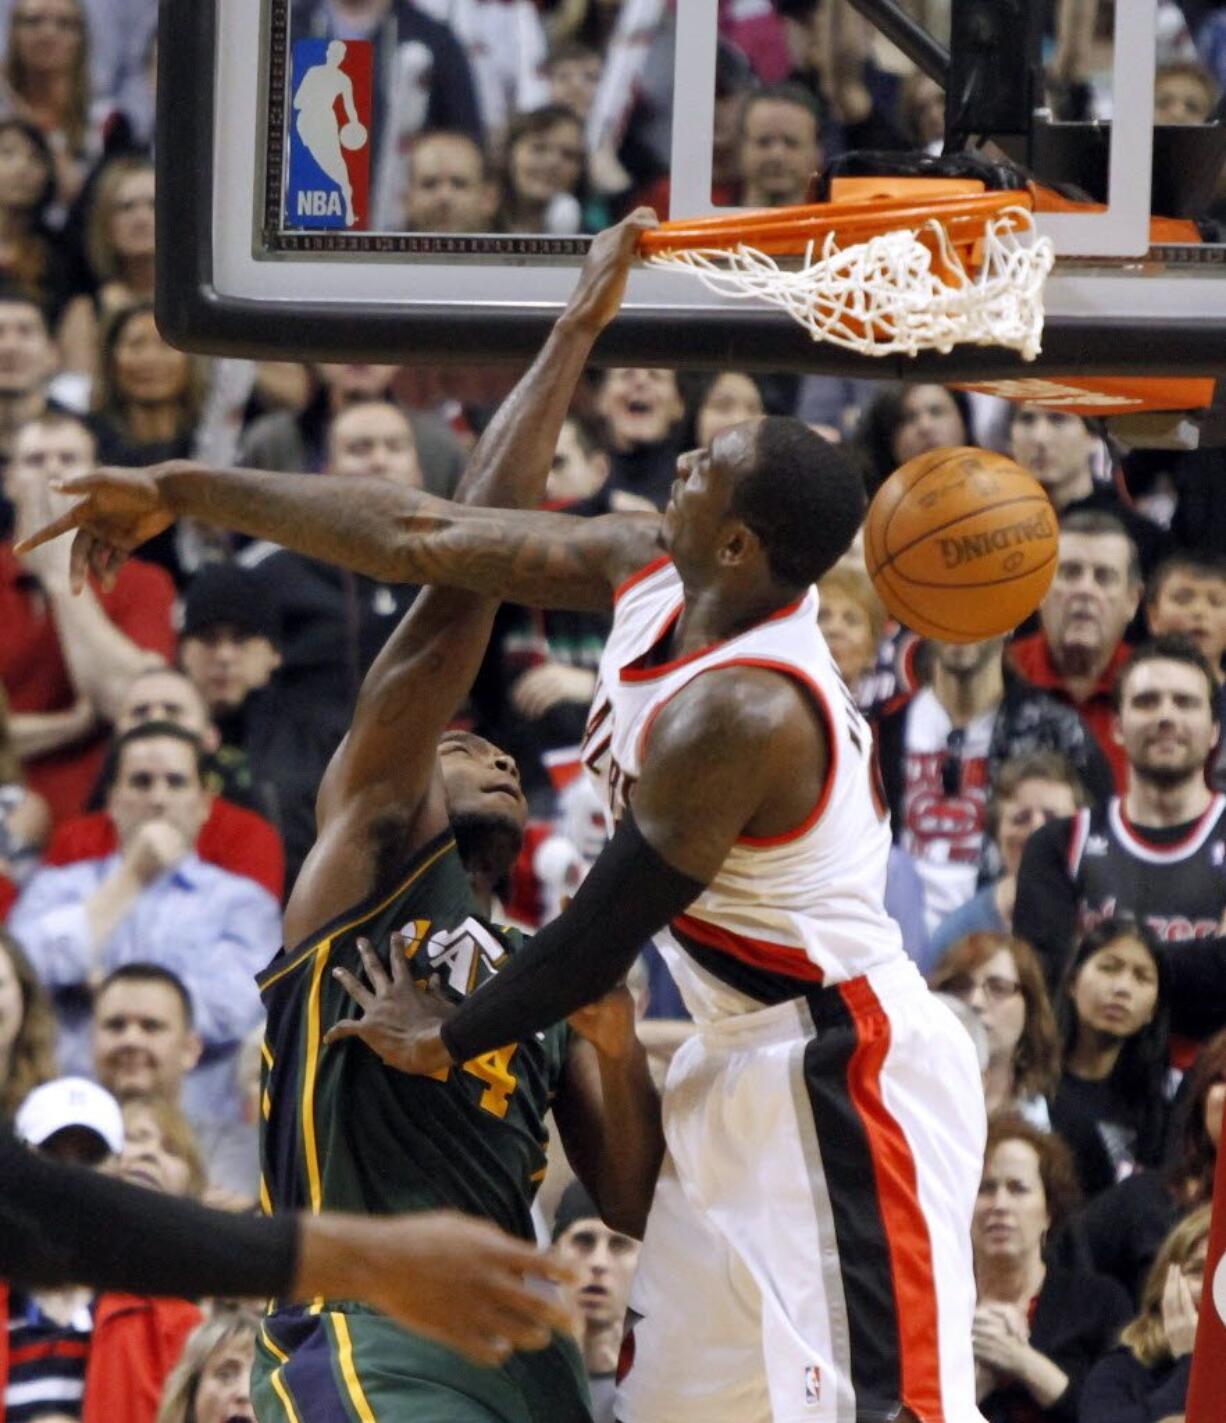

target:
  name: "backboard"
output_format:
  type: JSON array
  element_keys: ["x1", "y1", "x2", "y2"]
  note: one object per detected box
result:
[{"x1": 157, "y1": 0, "x2": 1226, "y2": 381}]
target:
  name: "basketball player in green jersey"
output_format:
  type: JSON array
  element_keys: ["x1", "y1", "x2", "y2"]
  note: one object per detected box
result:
[{"x1": 250, "y1": 217, "x2": 664, "y2": 1422}]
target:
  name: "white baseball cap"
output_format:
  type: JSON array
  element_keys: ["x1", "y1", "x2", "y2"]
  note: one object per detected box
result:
[{"x1": 15, "y1": 1076, "x2": 125, "y2": 1157}]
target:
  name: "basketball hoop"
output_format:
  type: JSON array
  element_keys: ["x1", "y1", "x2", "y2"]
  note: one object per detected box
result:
[{"x1": 638, "y1": 182, "x2": 1056, "y2": 361}]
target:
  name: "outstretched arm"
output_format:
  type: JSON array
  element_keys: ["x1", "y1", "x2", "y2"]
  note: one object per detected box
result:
[{"x1": 21, "y1": 219, "x2": 665, "y2": 612}]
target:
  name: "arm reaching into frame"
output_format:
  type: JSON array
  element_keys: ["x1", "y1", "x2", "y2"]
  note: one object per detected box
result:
[{"x1": 19, "y1": 218, "x2": 666, "y2": 615}]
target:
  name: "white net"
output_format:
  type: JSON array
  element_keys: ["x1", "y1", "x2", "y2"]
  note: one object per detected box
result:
[{"x1": 645, "y1": 206, "x2": 1056, "y2": 361}]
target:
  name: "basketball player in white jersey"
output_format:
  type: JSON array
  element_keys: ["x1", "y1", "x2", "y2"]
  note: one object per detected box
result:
[{"x1": 25, "y1": 214, "x2": 987, "y2": 1423}]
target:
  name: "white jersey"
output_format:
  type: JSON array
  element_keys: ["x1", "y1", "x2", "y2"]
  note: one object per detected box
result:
[{"x1": 582, "y1": 556, "x2": 904, "y2": 1023}]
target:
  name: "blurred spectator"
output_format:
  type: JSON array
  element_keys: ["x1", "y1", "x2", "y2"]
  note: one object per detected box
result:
[
  {"x1": 852, "y1": 383, "x2": 973, "y2": 496},
  {"x1": 899, "y1": 69, "x2": 945, "y2": 151},
  {"x1": 1146, "y1": 549, "x2": 1226, "y2": 788},
  {"x1": 818, "y1": 562, "x2": 883, "y2": 708},
  {"x1": 594, "y1": 366, "x2": 685, "y2": 510},
  {"x1": 1153, "y1": 56, "x2": 1220, "y2": 123},
  {"x1": 416, "y1": 0, "x2": 549, "y2": 142},
  {"x1": 1051, "y1": 918, "x2": 1173, "y2": 1197},
  {"x1": 930, "y1": 931, "x2": 1060, "y2": 1122},
  {"x1": 0, "y1": 0, "x2": 106, "y2": 212},
  {"x1": 1008, "y1": 408, "x2": 1168, "y2": 578},
  {"x1": 46, "y1": 664, "x2": 286, "y2": 900},
  {"x1": 930, "y1": 752, "x2": 1088, "y2": 961},
  {"x1": 545, "y1": 38, "x2": 601, "y2": 123},
  {"x1": 1009, "y1": 511, "x2": 1144, "y2": 788},
  {"x1": 736, "y1": 82, "x2": 823, "y2": 209},
  {"x1": 552, "y1": 1180, "x2": 640, "y2": 1423},
  {"x1": 7, "y1": 1075, "x2": 202, "y2": 1423},
  {"x1": 498, "y1": 104, "x2": 585, "y2": 233},
  {"x1": 91, "y1": 963, "x2": 201, "y2": 1114},
  {"x1": 1076, "y1": 1027, "x2": 1225, "y2": 1303},
  {"x1": 240, "y1": 400, "x2": 426, "y2": 885},
  {"x1": 239, "y1": 360, "x2": 466, "y2": 497},
  {"x1": 116, "y1": 1093, "x2": 207, "y2": 1199},
  {"x1": 2, "y1": 410, "x2": 174, "y2": 823},
  {"x1": 0, "y1": 283, "x2": 65, "y2": 464},
  {"x1": 583, "y1": 0, "x2": 667, "y2": 201},
  {"x1": 0, "y1": 117, "x2": 72, "y2": 323},
  {"x1": 9, "y1": 721, "x2": 278, "y2": 1121},
  {"x1": 155, "y1": 1311, "x2": 259, "y2": 1423},
  {"x1": 58, "y1": 154, "x2": 155, "y2": 377},
  {"x1": 686, "y1": 370, "x2": 766, "y2": 446},
  {"x1": 1078, "y1": 1204, "x2": 1211, "y2": 1423},
  {"x1": 810, "y1": 0, "x2": 911, "y2": 152},
  {"x1": 0, "y1": 683, "x2": 51, "y2": 913},
  {"x1": 292, "y1": 0, "x2": 483, "y2": 231},
  {"x1": 544, "y1": 410, "x2": 609, "y2": 508},
  {"x1": 1199, "y1": 4, "x2": 1226, "y2": 92},
  {"x1": 1014, "y1": 636, "x2": 1226, "y2": 1047},
  {"x1": 874, "y1": 635, "x2": 1112, "y2": 933},
  {"x1": 401, "y1": 129, "x2": 497, "y2": 232},
  {"x1": 972, "y1": 1115, "x2": 1131, "y2": 1423},
  {"x1": 0, "y1": 927, "x2": 55, "y2": 1118}
]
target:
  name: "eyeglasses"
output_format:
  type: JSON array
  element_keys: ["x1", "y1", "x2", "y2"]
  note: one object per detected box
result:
[
  {"x1": 941, "y1": 726, "x2": 965, "y2": 797},
  {"x1": 945, "y1": 975, "x2": 1023, "y2": 1004}
]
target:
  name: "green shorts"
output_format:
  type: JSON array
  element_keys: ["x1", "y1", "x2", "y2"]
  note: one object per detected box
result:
[{"x1": 253, "y1": 1305, "x2": 593, "y2": 1423}]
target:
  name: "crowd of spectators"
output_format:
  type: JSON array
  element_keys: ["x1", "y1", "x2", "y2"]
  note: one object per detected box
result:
[{"x1": 1, "y1": 2, "x2": 1226, "y2": 1421}]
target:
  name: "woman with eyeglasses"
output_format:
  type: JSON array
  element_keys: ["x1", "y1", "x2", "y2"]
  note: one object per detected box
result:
[
  {"x1": 1050, "y1": 918, "x2": 1174, "y2": 1199},
  {"x1": 1077, "y1": 1204, "x2": 1211, "y2": 1423},
  {"x1": 930, "y1": 931, "x2": 1060, "y2": 1122},
  {"x1": 972, "y1": 1116, "x2": 1132, "y2": 1423},
  {"x1": 930, "y1": 751, "x2": 1089, "y2": 964}
]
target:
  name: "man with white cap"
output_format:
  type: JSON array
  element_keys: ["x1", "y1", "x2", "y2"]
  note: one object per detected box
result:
[{"x1": 14, "y1": 1074, "x2": 125, "y2": 1167}]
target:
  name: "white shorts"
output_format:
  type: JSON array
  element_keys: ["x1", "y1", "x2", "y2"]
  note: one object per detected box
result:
[{"x1": 616, "y1": 957, "x2": 988, "y2": 1423}]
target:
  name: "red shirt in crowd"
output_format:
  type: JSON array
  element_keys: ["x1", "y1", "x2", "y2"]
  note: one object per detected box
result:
[
  {"x1": 0, "y1": 544, "x2": 176, "y2": 825},
  {"x1": 45, "y1": 798, "x2": 286, "y2": 902},
  {"x1": 1009, "y1": 632, "x2": 1133, "y2": 792}
]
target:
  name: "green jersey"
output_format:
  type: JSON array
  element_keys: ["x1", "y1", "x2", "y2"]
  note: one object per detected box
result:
[{"x1": 257, "y1": 829, "x2": 571, "y2": 1239}]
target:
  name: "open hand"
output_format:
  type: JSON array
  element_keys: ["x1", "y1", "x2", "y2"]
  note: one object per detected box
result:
[
  {"x1": 1162, "y1": 1263, "x2": 1200, "y2": 1358},
  {"x1": 323, "y1": 933, "x2": 454, "y2": 1075},
  {"x1": 14, "y1": 464, "x2": 182, "y2": 592}
]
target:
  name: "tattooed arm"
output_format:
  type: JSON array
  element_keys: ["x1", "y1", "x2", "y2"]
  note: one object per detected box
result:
[{"x1": 21, "y1": 216, "x2": 665, "y2": 614}]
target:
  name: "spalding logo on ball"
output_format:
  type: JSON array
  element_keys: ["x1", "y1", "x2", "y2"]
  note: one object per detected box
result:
[{"x1": 865, "y1": 446, "x2": 1057, "y2": 643}]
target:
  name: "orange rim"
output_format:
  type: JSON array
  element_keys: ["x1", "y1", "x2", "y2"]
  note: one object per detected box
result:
[{"x1": 638, "y1": 189, "x2": 1034, "y2": 259}]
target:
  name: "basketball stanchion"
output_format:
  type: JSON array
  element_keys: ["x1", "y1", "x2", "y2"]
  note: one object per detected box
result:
[
  {"x1": 638, "y1": 181, "x2": 1055, "y2": 361},
  {"x1": 1186, "y1": 1114, "x2": 1226, "y2": 1421}
]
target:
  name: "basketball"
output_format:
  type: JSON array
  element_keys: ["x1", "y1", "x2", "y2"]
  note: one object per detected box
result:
[
  {"x1": 864, "y1": 446, "x2": 1058, "y2": 643},
  {"x1": 340, "y1": 121, "x2": 367, "y2": 151}
]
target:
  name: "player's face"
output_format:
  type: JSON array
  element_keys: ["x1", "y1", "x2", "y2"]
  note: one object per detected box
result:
[
  {"x1": 112, "y1": 311, "x2": 191, "y2": 404},
  {"x1": 1070, "y1": 934, "x2": 1159, "y2": 1041},
  {"x1": 438, "y1": 733, "x2": 527, "y2": 827},
  {"x1": 0, "y1": 124, "x2": 48, "y2": 211},
  {"x1": 110, "y1": 167, "x2": 156, "y2": 259},
  {"x1": 0, "y1": 300, "x2": 54, "y2": 396},
  {"x1": 818, "y1": 589, "x2": 876, "y2": 687},
  {"x1": 108, "y1": 737, "x2": 210, "y2": 847},
  {"x1": 1041, "y1": 532, "x2": 1140, "y2": 671},
  {"x1": 329, "y1": 403, "x2": 422, "y2": 486},
  {"x1": 180, "y1": 628, "x2": 280, "y2": 715},
  {"x1": 597, "y1": 368, "x2": 684, "y2": 449},
  {"x1": 405, "y1": 136, "x2": 494, "y2": 232},
  {"x1": 973, "y1": 1139, "x2": 1050, "y2": 1264},
  {"x1": 1117, "y1": 659, "x2": 1217, "y2": 783},
  {"x1": 695, "y1": 373, "x2": 764, "y2": 449},
  {"x1": 1148, "y1": 571, "x2": 1226, "y2": 670},
  {"x1": 93, "y1": 980, "x2": 200, "y2": 1100},
  {"x1": 116, "y1": 1101, "x2": 195, "y2": 1197},
  {"x1": 194, "y1": 1334, "x2": 256, "y2": 1423},
  {"x1": 1009, "y1": 408, "x2": 1094, "y2": 500},
  {"x1": 892, "y1": 385, "x2": 965, "y2": 465},
  {"x1": 739, "y1": 99, "x2": 821, "y2": 207},
  {"x1": 556, "y1": 1218, "x2": 640, "y2": 1331},
  {"x1": 994, "y1": 777, "x2": 1078, "y2": 877},
  {"x1": 662, "y1": 423, "x2": 753, "y2": 573}
]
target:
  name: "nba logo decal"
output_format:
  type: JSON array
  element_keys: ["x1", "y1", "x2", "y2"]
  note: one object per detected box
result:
[
  {"x1": 287, "y1": 39, "x2": 372, "y2": 230},
  {"x1": 803, "y1": 1364, "x2": 821, "y2": 1406}
]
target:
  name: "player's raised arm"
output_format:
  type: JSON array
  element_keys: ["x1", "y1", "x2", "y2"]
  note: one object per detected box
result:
[{"x1": 20, "y1": 215, "x2": 665, "y2": 613}]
